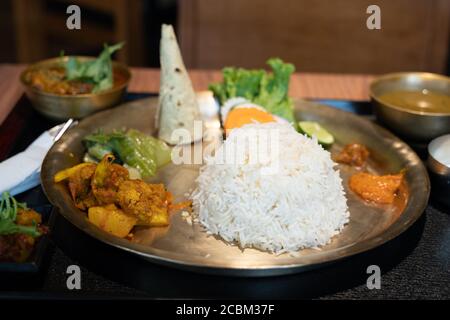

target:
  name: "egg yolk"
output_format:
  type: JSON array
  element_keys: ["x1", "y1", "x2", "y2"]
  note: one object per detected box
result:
[{"x1": 224, "y1": 107, "x2": 275, "y2": 133}]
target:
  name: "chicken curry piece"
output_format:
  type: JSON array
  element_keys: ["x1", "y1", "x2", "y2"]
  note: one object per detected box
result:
[
  {"x1": 117, "y1": 180, "x2": 170, "y2": 227},
  {"x1": 67, "y1": 163, "x2": 98, "y2": 210},
  {"x1": 335, "y1": 143, "x2": 370, "y2": 167},
  {"x1": 349, "y1": 172, "x2": 404, "y2": 204},
  {"x1": 91, "y1": 154, "x2": 129, "y2": 205}
]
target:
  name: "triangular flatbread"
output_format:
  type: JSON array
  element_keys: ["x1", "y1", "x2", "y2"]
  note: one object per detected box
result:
[{"x1": 157, "y1": 24, "x2": 202, "y2": 145}]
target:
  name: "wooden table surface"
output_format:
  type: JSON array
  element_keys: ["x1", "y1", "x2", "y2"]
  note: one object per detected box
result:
[{"x1": 0, "y1": 64, "x2": 375, "y2": 125}]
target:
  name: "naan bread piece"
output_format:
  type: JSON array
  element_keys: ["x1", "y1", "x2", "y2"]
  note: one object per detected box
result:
[{"x1": 157, "y1": 24, "x2": 202, "y2": 145}]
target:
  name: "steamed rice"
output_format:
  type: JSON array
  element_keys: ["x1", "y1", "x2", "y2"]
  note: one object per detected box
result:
[{"x1": 190, "y1": 122, "x2": 349, "y2": 254}]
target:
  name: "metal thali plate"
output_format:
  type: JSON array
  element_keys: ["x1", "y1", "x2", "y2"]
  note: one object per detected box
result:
[{"x1": 41, "y1": 97, "x2": 429, "y2": 277}]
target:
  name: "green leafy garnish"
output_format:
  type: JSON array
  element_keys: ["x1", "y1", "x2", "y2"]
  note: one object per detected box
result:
[
  {"x1": 65, "y1": 42, "x2": 124, "y2": 93},
  {"x1": 83, "y1": 129, "x2": 172, "y2": 178},
  {"x1": 0, "y1": 192, "x2": 41, "y2": 237},
  {"x1": 209, "y1": 58, "x2": 296, "y2": 124}
]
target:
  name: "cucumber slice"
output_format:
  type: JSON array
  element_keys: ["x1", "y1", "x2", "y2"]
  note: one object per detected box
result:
[{"x1": 298, "y1": 121, "x2": 334, "y2": 146}]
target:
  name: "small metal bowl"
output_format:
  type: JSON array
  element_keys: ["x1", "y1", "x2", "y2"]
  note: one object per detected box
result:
[
  {"x1": 20, "y1": 56, "x2": 131, "y2": 120},
  {"x1": 370, "y1": 72, "x2": 450, "y2": 142},
  {"x1": 427, "y1": 134, "x2": 450, "y2": 207}
]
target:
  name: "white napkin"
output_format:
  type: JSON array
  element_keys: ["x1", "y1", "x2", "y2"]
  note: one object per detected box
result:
[{"x1": 0, "y1": 131, "x2": 53, "y2": 196}]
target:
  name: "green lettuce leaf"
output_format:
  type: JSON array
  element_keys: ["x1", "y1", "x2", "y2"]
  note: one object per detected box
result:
[
  {"x1": 83, "y1": 129, "x2": 172, "y2": 178},
  {"x1": 209, "y1": 58, "x2": 296, "y2": 124}
]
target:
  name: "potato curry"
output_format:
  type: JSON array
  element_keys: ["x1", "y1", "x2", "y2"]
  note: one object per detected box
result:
[{"x1": 54, "y1": 154, "x2": 190, "y2": 238}]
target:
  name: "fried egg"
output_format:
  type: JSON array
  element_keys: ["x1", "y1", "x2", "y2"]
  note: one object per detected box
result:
[{"x1": 221, "y1": 98, "x2": 287, "y2": 133}]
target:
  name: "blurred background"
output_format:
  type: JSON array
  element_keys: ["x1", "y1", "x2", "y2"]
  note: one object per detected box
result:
[{"x1": 0, "y1": 0, "x2": 448, "y2": 74}]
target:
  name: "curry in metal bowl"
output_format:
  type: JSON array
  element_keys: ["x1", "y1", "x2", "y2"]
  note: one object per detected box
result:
[
  {"x1": 370, "y1": 72, "x2": 450, "y2": 141},
  {"x1": 378, "y1": 90, "x2": 450, "y2": 114},
  {"x1": 21, "y1": 43, "x2": 131, "y2": 120}
]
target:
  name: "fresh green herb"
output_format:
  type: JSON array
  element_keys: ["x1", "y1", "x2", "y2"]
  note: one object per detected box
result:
[
  {"x1": 83, "y1": 129, "x2": 172, "y2": 178},
  {"x1": 0, "y1": 192, "x2": 41, "y2": 237},
  {"x1": 209, "y1": 58, "x2": 296, "y2": 124},
  {"x1": 64, "y1": 42, "x2": 124, "y2": 93}
]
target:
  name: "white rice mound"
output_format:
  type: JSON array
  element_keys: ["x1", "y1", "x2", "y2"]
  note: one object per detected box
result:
[{"x1": 190, "y1": 122, "x2": 349, "y2": 254}]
